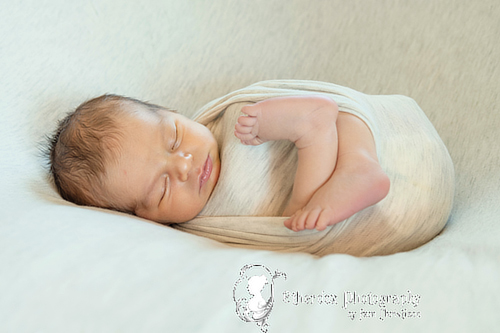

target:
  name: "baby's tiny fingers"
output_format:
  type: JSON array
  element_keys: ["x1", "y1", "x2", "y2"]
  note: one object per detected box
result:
[
  {"x1": 237, "y1": 115, "x2": 257, "y2": 127},
  {"x1": 235, "y1": 123, "x2": 252, "y2": 134},
  {"x1": 234, "y1": 131, "x2": 263, "y2": 146},
  {"x1": 241, "y1": 104, "x2": 259, "y2": 117},
  {"x1": 234, "y1": 130, "x2": 253, "y2": 141}
]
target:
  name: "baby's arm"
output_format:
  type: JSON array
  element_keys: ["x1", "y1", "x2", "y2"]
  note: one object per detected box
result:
[{"x1": 234, "y1": 96, "x2": 339, "y2": 216}]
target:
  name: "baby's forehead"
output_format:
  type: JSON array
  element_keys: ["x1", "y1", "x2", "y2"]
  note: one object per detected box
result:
[
  {"x1": 117, "y1": 102, "x2": 168, "y2": 123},
  {"x1": 112, "y1": 101, "x2": 201, "y2": 135},
  {"x1": 112, "y1": 104, "x2": 182, "y2": 141}
]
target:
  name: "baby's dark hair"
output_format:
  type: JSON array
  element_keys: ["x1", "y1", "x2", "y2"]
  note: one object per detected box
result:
[{"x1": 48, "y1": 94, "x2": 168, "y2": 211}]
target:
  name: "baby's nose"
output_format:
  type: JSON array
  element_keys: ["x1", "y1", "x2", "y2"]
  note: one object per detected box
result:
[{"x1": 172, "y1": 152, "x2": 193, "y2": 182}]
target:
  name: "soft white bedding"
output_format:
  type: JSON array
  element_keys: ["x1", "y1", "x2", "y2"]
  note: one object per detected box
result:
[{"x1": 1, "y1": 1, "x2": 499, "y2": 332}]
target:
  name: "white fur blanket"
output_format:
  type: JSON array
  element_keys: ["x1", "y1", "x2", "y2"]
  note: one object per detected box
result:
[{"x1": 172, "y1": 80, "x2": 455, "y2": 257}]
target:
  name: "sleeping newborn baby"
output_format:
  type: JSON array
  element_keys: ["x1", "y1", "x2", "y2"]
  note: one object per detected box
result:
[
  {"x1": 48, "y1": 91, "x2": 389, "y2": 232},
  {"x1": 49, "y1": 80, "x2": 454, "y2": 256}
]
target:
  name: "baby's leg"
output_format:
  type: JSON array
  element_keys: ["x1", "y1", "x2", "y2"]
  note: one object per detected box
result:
[
  {"x1": 235, "y1": 96, "x2": 339, "y2": 212},
  {"x1": 284, "y1": 113, "x2": 339, "y2": 215},
  {"x1": 284, "y1": 113, "x2": 390, "y2": 231}
]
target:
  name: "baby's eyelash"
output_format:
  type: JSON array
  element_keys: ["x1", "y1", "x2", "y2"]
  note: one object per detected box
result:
[{"x1": 172, "y1": 123, "x2": 178, "y2": 150}]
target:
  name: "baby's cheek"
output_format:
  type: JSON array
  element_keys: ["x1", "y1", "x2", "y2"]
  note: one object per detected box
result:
[{"x1": 166, "y1": 195, "x2": 205, "y2": 223}]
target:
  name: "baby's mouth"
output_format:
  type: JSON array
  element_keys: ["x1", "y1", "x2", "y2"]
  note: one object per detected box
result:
[{"x1": 199, "y1": 155, "x2": 212, "y2": 191}]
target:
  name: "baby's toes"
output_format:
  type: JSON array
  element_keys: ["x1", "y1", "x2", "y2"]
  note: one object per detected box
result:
[
  {"x1": 284, "y1": 216, "x2": 293, "y2": 229},
  {"x1": 284, "y1": 213, "x2": 298, "y2": 231},
  {"x1": 315, "y1": 209, "x2": 336, "y2": 231},
  {"x1": 304, "y1": 209, "x2": 321, "y2": 230},
  {"x1": 291, "y1": 210, "x2": 309, "y2": 232}
]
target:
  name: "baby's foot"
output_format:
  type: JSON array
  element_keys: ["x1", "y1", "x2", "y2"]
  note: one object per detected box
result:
[{"x1": 284, "y1": 156, "x2": 390, "y2": 232}]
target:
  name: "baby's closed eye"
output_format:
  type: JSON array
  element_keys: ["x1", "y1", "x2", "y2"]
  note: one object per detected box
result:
[{"x1": 171, "y1": 122, "x2": 179, "y2": 150}]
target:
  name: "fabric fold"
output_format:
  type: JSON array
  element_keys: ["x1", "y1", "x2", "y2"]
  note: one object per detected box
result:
[{"x1": 172, "y1": 80, "x2": 455, "y2": 257}]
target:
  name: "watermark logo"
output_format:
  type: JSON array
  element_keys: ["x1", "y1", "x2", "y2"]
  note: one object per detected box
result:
[
  {"x1": 233, "y1": 265, "x2": 422, "y2": 331},
  {"x1": 233, "y1": 264, "x2": 286, "y2": 333},
  {"x1": 281, "y1": 289, "x2": 422, "y2": 321}
]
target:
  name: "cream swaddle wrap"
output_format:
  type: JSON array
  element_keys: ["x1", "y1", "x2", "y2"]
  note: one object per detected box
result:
[{"x1": 172, "y1": 80, "x2": 455, "y2": 257}]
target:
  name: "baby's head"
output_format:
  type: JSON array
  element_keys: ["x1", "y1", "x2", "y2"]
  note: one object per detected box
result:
[{"x1": 49, "y1": 94, "x2": 220, "y2": 223}]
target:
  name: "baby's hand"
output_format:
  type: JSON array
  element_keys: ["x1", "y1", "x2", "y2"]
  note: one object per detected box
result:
[{"x1": 234, "y1": 105, "x2": 266, "y2": 145}]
